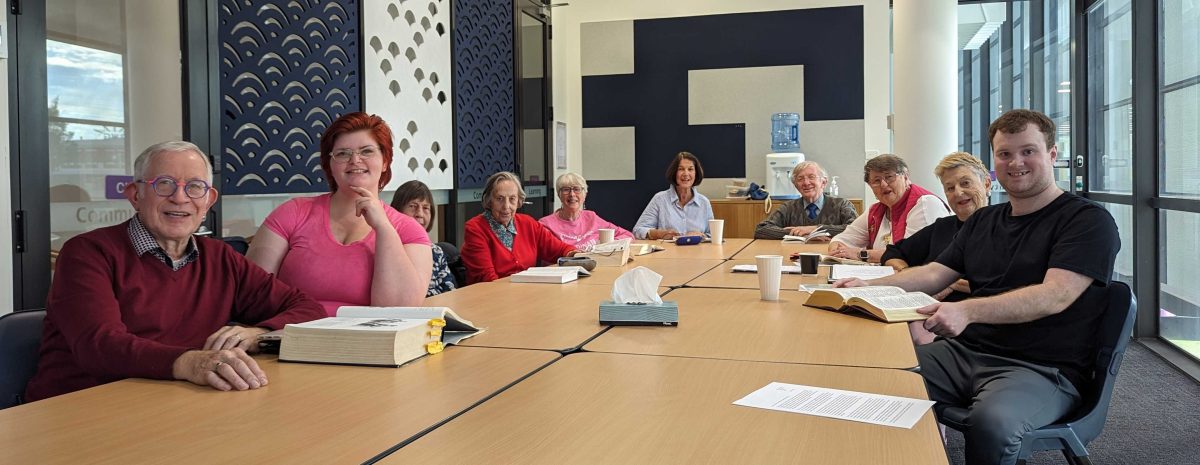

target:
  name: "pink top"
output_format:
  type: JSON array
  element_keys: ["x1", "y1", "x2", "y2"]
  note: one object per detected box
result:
[
  {"x1": 264, "y1": 193, "x2": 431, "y2": 316},
  {"x1": 538, "y1": 209, "x2": 634, "y2": 249}
]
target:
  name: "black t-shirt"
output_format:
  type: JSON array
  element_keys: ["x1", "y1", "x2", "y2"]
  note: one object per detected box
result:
[
  {"x1": 882, "y1": 215, "x2": 968, "y2": 302},
  {"x1": 934, "y1": 193, "x2": 1119, "y2": 389}
]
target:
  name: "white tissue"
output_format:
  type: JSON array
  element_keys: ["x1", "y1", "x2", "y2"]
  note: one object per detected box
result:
[{"x1": 611, "y1": 266, "x2": 664, "y2": 304}]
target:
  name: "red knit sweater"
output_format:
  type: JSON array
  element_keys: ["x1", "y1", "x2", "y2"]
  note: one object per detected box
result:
[
  {"x1": 461, "y1": 213, "x2": 575, "y2": 284},
  {"x1": 24, "y1": 221, "x2": 326, "y2": 402}
]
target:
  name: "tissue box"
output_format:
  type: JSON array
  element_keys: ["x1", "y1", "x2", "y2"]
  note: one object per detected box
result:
[{"x1": 599, "y1": 301, "x2": 679, "y2": 326}]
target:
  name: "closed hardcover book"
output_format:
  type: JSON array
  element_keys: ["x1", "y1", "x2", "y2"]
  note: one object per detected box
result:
[
  {"x1": 279, "y1": 317, "x2": 446, "y2": 367},
  {"x1": 511, "y1": 266, "x2": 589, "y2": 283}
]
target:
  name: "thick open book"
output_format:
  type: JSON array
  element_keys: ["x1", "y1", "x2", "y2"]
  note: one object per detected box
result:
[
  {"x1": 803, "y1": 286, "x2": 935, "y2": 323},
  {"x1": 782, "y1": 227, "x2": 830, "y2": 243},
  {"x1": 276, "y1": 306, "x2": 483, "y2": 366},
  {"x1": 511, "y1": 266, "x2": 591, "y2": 283}
]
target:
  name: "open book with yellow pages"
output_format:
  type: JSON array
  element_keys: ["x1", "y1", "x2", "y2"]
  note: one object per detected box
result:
[
  {"x1": 276, "y1": 306, "x2": 482, "y2": 366},
  {"x1": 803, "y1": 286, "x2": 936, "y2": 323}
]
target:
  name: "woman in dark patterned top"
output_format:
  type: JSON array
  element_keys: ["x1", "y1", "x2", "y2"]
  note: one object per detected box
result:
[{"x1": 391, "y1": 180, "x2": 456, "y2": 296}]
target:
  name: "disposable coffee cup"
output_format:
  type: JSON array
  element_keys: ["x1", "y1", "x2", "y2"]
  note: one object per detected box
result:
[
  {"x1": 755, "y1": 255, "x2": 783, "y2": 301},
  {"x1": 708, "y1": 219, "x2": 725, "y2": 244},
  {"x1": 597, "y1": 228, "x2": 615, "y2": 244},
  {"x1": 798, "y1": 253, "x2": 820, "y2": 275}
]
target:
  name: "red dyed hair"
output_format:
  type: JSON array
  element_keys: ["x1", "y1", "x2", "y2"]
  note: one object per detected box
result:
[{"x1": 319, "y1": 112, "x2": 394, "y2": 192}]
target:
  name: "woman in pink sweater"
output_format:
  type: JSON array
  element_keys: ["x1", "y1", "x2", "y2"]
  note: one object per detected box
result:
[
  {"x1": 247, "y1": 113, "x2": 432, "y2": 315},
  {"x1": 461, "y1": 172, "x2": 578, "y2": 284},
  {"x1": 538, "y1": 172, "x2": 633, "y2": 249}
]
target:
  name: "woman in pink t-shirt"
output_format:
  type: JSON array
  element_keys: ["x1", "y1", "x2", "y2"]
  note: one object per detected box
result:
[
  {"x1": 538, "y1": 172, "x2": 633, "y2": 249},
  {"x1": 246, "y1": 113, "x2": 432, "y2": 316}
]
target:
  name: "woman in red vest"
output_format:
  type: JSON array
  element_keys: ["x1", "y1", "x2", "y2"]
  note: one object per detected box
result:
[
  {"x1": 828, "y1": 154, "x2": 951, "y2": 263},
  {"x1": 461, "y1": 171, "x2": 579, "y2": 284}
]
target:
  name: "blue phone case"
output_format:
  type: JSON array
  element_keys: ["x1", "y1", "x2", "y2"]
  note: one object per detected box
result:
[{"x1": 675, "y1": 235, "x2": 703, "y2": 245}]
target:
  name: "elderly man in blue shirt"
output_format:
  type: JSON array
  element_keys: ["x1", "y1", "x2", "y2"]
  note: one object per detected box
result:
[{"x1": 633, "y1": 151, "x2": 714, "y2": 240}]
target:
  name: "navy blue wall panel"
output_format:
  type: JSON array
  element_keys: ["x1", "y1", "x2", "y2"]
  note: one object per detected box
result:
[
  {"x1": 453, "y1": 0, "x2": 515, "y2": 189},
  {"x1": 219, "y1": 0, "x2": 361, "y2": 195},
  {"x1": 582, "y1": 6, "x2": 864, "y2": 229}
]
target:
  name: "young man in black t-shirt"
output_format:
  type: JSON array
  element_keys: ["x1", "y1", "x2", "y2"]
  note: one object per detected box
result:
[{"x1": 835, "y1": 109, "x2": 1119, "y2": 465}]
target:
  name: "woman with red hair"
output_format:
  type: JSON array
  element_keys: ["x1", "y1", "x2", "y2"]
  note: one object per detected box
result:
[{"x1": 247, "y1": 112, "x2": 432, "y2": 315}]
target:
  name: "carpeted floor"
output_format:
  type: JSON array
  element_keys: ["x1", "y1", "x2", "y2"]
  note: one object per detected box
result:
[{"x1": 944, "y1": 341, "x2": 1200, "y2": 465}]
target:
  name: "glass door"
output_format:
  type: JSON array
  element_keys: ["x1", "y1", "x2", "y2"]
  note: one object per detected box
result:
[
  {"x1": 516, "y1": 1, "x2": 551, "y2": 218},
  {"x1": 9, "y1": 0, "x2": 184, "y2": 310}
]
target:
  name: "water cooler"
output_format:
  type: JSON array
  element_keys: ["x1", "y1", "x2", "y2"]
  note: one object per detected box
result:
[
  {"x1": 765, "y1": 153, "x2": 804, "y2": 199},
  {"x1": 767, "y1": 112, "x2": 804, "y2": 200}
]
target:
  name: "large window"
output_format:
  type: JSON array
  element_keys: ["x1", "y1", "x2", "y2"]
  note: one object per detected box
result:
[
  {"x1": 958, "y1": 0, "x2": 1074, "y2": 198},
  {"x1": 1086, "y1": 0, "x2": 1133, "y2": 194},
  {"x1": 1159, "y1": 0, "x2": 1200, "y2": 358},
  {"x1": 45, "y1": 0, "x2": 183, "y2": 263}
]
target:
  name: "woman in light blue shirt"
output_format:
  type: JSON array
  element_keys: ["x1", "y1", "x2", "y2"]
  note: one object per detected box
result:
[{"x1": 633, "y1": 151, "x2": 714, "y2": 239}]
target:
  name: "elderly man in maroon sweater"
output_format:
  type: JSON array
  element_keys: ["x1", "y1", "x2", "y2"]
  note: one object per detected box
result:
[{"x1": 24, "y1": 141, "x2": 326, "y2": 402}]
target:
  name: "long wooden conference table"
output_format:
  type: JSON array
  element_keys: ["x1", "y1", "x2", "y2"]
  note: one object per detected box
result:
[{"x1": 0, "y1": 240, "x2": 946, "y2": 464}]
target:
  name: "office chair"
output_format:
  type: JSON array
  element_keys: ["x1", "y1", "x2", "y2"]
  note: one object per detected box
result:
[
  {"x1": 0, "y1": 310, "x2": 46, "y2": 409},
  {"x1": 221, "y1": 236, "x2": 251, "y2": 255},
  {"x1": 438, "y1": 241, "x2": 465, "y2": 288},
  {"x1": 937, "y1": 282, "x2": 1136, "y2": 465}
]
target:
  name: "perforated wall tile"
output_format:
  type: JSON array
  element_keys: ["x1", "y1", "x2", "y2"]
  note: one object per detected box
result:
[
  {"x1": 452, "y1": 0, "x2": 514, "y2": 189},
  {"x1": 363, "y1": 0, "x2": 454, "y2": 190},
  {"x1": 219, "y1": 0, "x2": 361, "y2": 194}
]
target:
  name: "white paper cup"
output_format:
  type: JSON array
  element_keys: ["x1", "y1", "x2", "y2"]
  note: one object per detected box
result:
[
  {"x1": 708, "y1": 219, "x2": 725, "y2": 244},
  {"x1": 755, "y1": 255, "x2": 783, "y2": 301},
  {"x1": 597, "y1": 228, "x2": 615, "y2": 244}
]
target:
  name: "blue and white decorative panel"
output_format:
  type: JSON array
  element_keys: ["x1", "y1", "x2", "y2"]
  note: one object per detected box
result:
[
  {"x1": 453, "y1": 0, "x2": 514, "y2": 189},
  {"x1": 580, "y1": 7, "x2": 865, "y2": 228},
  {"x1": 219, "y1": 0, "x2": 361, "y2": 195},
  {"x1": 363, "y1": 0, "x2": 454, "y2": 190}
]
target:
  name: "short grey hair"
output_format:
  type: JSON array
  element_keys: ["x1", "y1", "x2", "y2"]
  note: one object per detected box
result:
[
  {"x1": 554, "y1": 172, "x2": 588, "y2": 192},
  {"x1": 133, "y1": 141, "x2": 213, "y2": 183},
  {"x1": 862, "y1": 154, "x2": 909, "y2": 183},
  {"x1": 482, "y1": 171, "x2": 525, "y2": 205},
  {"x1": 934, "y1": 151, "x2": 990, "y2": 185},
  {"x1": 791, "y1": 161, "x2": 828, "y2": 180}
]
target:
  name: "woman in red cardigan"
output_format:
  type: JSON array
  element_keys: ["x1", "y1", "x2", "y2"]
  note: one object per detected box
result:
[{"x1": 461, "y1": 172, "x2": 578, "y2": 284}]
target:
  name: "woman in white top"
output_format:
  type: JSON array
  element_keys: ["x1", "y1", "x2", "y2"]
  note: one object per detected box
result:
[
  {"x1": 632, "y1": 151, "x2": 714, "y2": 240},
  {"x1": 828, "y1": 154, "x2": 951, "y2": 263}
]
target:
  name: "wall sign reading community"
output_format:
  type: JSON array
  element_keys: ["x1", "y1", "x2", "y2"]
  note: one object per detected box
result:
[{"x1": 52, "y1": 201, "x2": 136, "y2": 232}]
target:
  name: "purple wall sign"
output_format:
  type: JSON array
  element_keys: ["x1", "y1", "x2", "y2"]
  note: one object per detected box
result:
[{"x1": 105, "y1": 175, "x2": 135, "y2": 200}]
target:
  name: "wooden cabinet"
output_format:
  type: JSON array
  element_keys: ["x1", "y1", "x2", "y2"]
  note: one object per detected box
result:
[
  {"x1": 710, "y1": 199, "x2": 780, "y2": 238},
  {"x1": 711, "y1": 198, "x2": 864, "y2": 238}
]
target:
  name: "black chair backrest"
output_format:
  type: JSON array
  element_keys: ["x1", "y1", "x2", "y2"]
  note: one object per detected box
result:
[
  {"x1": 0, "y1": 310, "x2": 46, "y2": 409},
  {"x1": 1071, "y1": 281, "x2": 1136, "y2": 439},
  {"x1": 437, "y1": 241, "x2": 466, "y2": 288},
  {"x1": 222, "y1": 236, "x2": 251, "y2": 255}
]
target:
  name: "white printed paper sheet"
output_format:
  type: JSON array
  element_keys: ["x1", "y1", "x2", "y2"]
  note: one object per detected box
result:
[{"x1": 733, "y1": 382, "x2": 934, "y2": 429}]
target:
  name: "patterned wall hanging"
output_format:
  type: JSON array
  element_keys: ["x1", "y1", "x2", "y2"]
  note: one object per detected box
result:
[
  {"x1": 363, "y1": 0, "x2": 454, "y2": 191},
  {"x1": 453, "y1": 0, "x2": 515, "y2": 189},
  {"x1": 219, "y1": 0, "x2": 361, "y2": 195}
]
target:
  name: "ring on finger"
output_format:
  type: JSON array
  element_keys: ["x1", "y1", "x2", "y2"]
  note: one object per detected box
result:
[{"x1": 212, "y1": 361, "x2": 225, "y2": 373}]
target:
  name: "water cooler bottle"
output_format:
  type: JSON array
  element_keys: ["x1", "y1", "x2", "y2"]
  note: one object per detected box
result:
[{"x1": 766, "y1": 113, "x2": 803, "y2": 199}]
